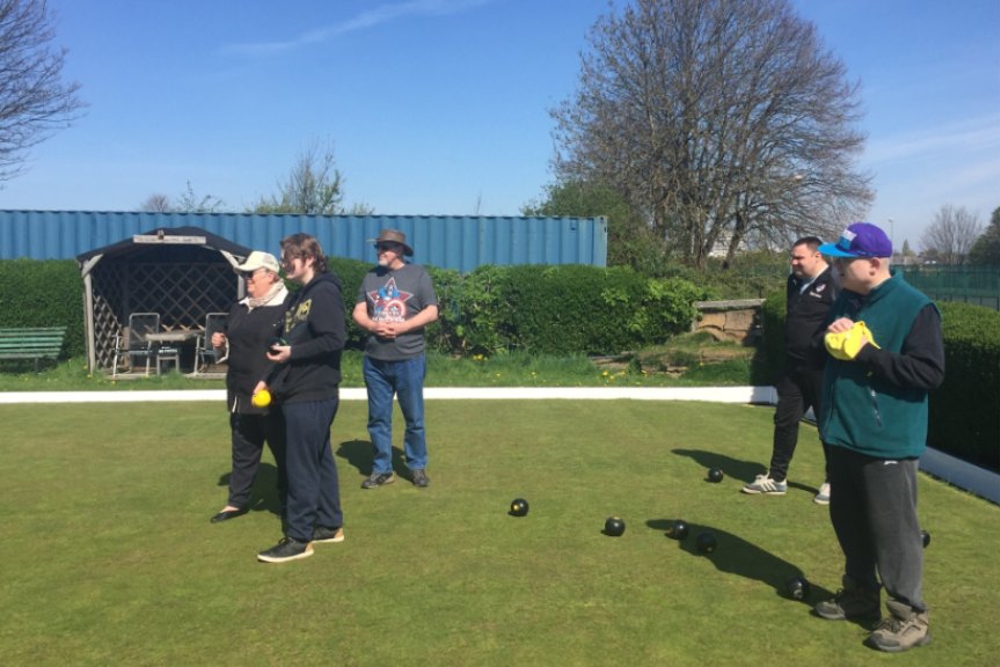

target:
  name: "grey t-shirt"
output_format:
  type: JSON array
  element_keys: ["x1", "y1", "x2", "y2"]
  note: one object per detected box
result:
[{"x1": 356, "y1": 263, "x2": 438, "y2": 361}]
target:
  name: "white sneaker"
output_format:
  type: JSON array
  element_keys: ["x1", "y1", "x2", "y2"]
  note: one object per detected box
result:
[
  {"x1": 814, "y1": 482, "x2": 831, "y2": 505},
  {"x1": 741, "y1": 474, "x2": 788, "y2": 495}
]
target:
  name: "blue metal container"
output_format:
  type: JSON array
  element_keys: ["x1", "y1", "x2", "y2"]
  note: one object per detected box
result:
[{"x1": 0, "y1": 211, "x2": 608, "y2": 271}]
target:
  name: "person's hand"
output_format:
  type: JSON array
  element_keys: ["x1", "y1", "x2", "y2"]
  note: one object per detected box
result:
[
  {"x1": 253, "y1": 380, "x2": 268, "y2": 394},
  {"x1": 827, "y1": 317, "x2": 855, "y2": 334},
  {"x1": 211, "y1": 332, "x2": 226, "y2": 348},
  {"x1": 374, "y1": 322, "x2": 401, "y2": 339},
  {"x1": 267, "y1": 344, "x2": 291, "y2": 362}
]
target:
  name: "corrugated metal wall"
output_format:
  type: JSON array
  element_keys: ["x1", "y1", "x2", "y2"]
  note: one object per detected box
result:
[{"x1": 0, "y1": 211, "x2": 608, "y2": 272}]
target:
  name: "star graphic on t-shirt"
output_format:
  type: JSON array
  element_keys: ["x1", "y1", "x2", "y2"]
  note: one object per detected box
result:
[{"x1": 368, "y1": 277, "x2": 413, "y2": 323}]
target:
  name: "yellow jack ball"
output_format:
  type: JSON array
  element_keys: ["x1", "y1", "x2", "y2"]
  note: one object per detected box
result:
[{"x1": 251, "y1": 389, "x2": 272, "y2": 408}]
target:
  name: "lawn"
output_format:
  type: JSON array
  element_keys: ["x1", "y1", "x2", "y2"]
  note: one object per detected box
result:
[{"x1": 1, "y1": 399, "x2": 997, "y2": 666}]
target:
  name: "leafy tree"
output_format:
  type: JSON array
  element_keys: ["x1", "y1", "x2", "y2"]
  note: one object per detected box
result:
[
  {"x1": 968, "y1": 206, "x2": 1000, "y2": 265},
  {"x1": 920, "y1": 204, "x2": 982, "y2": 265},
  {"x1": 251, "y1": 139, "x2": 344, "y2": 215},
  {"x1": 550, "y1": 0, "x2": 872, "y2": 268},
  {"x1": 0, "y1": 0, "x2": 86, "y2": 182},
  {"x1": 522, "y1": 179, "x2": 669, "y2": 273}
]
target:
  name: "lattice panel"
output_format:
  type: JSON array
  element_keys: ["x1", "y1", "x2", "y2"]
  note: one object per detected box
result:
[{"x1": 90, "y1": 260, "x2": 238, "y2": 371}]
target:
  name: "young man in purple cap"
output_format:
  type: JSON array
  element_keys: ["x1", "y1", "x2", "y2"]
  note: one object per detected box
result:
[
  {"x1": 353, "y1": 230, "x2": 439, "y2": 489},
  {"x1": 813, "y1": 222, "x2": 944, "y2": 652}
]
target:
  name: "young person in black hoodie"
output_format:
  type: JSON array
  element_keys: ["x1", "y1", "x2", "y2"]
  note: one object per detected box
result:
[{"x1": 256, "y1": 234, "x2": 347, "y2": 563}]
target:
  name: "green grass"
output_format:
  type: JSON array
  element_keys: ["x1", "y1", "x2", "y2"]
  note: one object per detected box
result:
[
  {"x1": 1, "y1": 400, "x2": 997, "y2": 666},
  {"x1": 0, "y1": 348, "x2": 755, "y2": 391}
]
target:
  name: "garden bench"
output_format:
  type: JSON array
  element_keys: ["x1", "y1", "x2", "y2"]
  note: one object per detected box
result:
[{"x1": 0, "y1": 327, "x2": 67, "y2": 371}]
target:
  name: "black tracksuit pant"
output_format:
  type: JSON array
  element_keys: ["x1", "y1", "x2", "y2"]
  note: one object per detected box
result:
[{"x1": 770, "y1": 367, "x2": 829, "y2": 483}]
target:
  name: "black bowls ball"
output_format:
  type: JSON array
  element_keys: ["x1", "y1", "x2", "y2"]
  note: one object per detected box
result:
[
  {"x1": 666, "y1": 520, "x2": 690, "y2": 540},
  {"x1": 509, "y1": 498, "x2": 529, "y2": 517},
  {"x1": 921, "y1": 529, "x2": 931, "y2": 548},
  {"x1": 695, "y1": 531, "x2": 717, "y2": 554},
  {"x1": 604, "y1": 516, "x2": 626, "y2": 537},
  {"x1": 785, "y1": 575, "x2": 812, "y2": 601},
  {"x1": 707, "y1": 467, "x2": 724, "y2": 483}
]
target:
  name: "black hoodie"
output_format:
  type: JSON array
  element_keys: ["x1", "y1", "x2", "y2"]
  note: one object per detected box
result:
[{"x1": 270, "y1": 271, "x2": 346, "y2": 404}]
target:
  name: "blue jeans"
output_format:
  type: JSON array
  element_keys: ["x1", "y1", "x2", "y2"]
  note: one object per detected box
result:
[
  {"x1": 363, "y1": 354, "x2": 428, "y2": 474},
  {"x1": 282, "y1": 396, "x2": 342, "y2": 543}
]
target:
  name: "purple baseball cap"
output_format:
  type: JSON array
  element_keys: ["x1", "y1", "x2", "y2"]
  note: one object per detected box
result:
[{"x1": 819, "y1": 222, "x2": 892, "y2": 258}]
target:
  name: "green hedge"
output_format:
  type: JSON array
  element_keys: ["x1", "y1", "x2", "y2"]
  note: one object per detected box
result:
[
  {"x1": 3, "y1": 259, "x2": 702, "y2": 362},
  {"x1": 930, "y1": 301, "x2": 1000, "y2": 471},
  {"x1": 439, "y1": 264, "x2": 706, "y2": 356},
  {"x1": 760, "y1": 291, "x2": 999, "y2": 470},
  {"x1": 0, "y1": 259, "x2": 85, "y2": 359}
]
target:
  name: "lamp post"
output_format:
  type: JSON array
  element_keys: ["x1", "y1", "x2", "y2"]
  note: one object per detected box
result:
[{"x1": 887, "y1": 218, "x2": 895, "y2": 255}]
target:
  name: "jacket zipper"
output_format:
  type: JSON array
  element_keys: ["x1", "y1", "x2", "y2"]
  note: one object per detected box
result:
[{"x1": 869, "y1": 389, "x2": 882, "y2": 428}]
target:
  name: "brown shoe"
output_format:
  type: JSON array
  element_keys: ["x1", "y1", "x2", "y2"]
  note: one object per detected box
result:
[
  {"x1": 865, "y1": 600, "x2": 931, "y2": 652},
  {"x1": 814, "y1": 575, "x2": 881, "y2": 621}
]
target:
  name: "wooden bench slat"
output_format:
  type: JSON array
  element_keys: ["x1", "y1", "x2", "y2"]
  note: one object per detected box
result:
[{"x1": 0, "y1": 327, "x2": 67, "y2": 367}]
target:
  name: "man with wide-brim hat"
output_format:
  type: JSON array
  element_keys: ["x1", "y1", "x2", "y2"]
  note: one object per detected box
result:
[
  {"x1": 353, "y1": 229, "x2": 438, "y2": 489},
  {"x1": 368, "y1": 229, "x2": 414, "y2": 257}
]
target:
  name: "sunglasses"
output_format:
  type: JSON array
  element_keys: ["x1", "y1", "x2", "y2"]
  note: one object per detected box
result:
[{"x1": 376, "y1": 243, "x2": 402, "y2": 252}]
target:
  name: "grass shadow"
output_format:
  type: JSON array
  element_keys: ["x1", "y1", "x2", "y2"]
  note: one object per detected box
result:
[
  {"x1": 645, "y1": 518, "x2": 834, "y2": 607},
  {"x1": 671, "y1": 448, "x2": 766, "y2": 483},
  {"x1": 214, "y1": 463, "x2": 283, "y2": 516},
  {"x1": 336, "y1": 439, "x2": 410, "y2": 481}
]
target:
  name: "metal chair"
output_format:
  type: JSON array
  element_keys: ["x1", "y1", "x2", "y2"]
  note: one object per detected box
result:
[
  {"x1": 112, "y1": 312, "x2": 160, "y2": 377},
  {"x1": 194, "y1": 312, "x2": 228, "y2": 375}
]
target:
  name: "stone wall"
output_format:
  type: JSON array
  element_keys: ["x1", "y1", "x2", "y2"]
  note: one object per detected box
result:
[{"x1": 693, "y1": 299, "x2": 765, "y2": 343}]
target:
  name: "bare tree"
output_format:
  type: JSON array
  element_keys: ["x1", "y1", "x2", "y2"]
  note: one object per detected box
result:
[
  {"x1": 139, "y1": 193, "x2": 171, "y2": 212},
  {"x1": 0, "y1": 0, "x2": 85, "y2": 182},
  {"x1": 920, "y1": 204, "x2": 982, "y2": 265},
  {"x1": 251, "y1": 139, "x2": 343, "y2": 215},
  {"x1": 551, "y1": 0, "x2": 873, "y2": 268}
]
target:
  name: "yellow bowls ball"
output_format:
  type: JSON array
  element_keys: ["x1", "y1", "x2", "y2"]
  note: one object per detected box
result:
[{"x1": 251, "y1": 389, "x2": 272, "y2": 408}]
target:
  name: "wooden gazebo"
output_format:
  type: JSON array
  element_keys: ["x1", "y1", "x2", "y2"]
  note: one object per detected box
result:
[{"x1": 76, "y1": 226, "x2": 252, "y2": 373}]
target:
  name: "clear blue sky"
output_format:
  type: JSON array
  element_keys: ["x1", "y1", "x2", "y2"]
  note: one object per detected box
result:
[{"x1": 1, "y1": 0, "x2": 997, "y2": 251}]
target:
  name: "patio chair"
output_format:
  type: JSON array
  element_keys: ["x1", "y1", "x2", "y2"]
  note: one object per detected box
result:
[
  {"x1": 112, "y1": 312, "x2": 160, "y2": 377},
  {"x1": 194, "y1": 312, "x2": 228, "y2": 375}
]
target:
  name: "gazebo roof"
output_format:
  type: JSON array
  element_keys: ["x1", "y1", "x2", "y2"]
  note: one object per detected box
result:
[{"x1": 76, "y1": 225, "x2": 252, "y2": 268}]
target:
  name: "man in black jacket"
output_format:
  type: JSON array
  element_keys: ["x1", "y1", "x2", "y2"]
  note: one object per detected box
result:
[{"x1": 743, "y1": 236, "x2": 839, "y2": 502}]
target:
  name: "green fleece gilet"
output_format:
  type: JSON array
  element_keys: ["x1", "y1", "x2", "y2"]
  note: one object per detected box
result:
[{"x1": 819, "y1": 273, "x2": 933, "y2": 459}]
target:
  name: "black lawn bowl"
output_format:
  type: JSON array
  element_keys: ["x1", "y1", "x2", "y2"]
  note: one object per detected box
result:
[
  {"x1": 707, "y1": 467, "x2": 724, "y2": 483},
  {"x1": 695, "y1": 531, "x2": 717, "y2": 554},
  {"x1": 785, "y1": 575, "x2": 812, "y2": 601},
  {"x1": 921, "y1": 529, "x2": 931, "y2": 548},
  {"x1": 509, "y1": 498, "x2": 529, "y2": 517},
  {"x1": 604, "y1": 516, "x2": 626, "y2": 537},
  {"x1": 666, "y1": 520, "x2": 690, "y2": 540}
]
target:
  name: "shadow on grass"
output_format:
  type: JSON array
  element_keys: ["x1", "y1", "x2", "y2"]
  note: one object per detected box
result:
[
  {"x1": 672, "y1": 448, "x2": 824, "y2": 495},
  {"x1": 645, "y1": 518, "x2": 834, "y2": 608},
  {"x1": 671, "y1": 448, "x2": 766, "y2": 483},
  {"x1": 335, "y1": 439, "x2": 411, "y2": 481},
  {"x1": 216, "y1": 463, "x2": 283, "y2": 516}
]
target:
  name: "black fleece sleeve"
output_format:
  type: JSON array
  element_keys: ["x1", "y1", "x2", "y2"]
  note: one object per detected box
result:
[{"x1": 855, "y1": 304, "x2": 945, "y2": 390}]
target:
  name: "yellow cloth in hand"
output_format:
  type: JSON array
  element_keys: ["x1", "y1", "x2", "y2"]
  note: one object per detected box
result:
[{"x1": 824, "y1": 321, "x2": 880, "y2": 361}]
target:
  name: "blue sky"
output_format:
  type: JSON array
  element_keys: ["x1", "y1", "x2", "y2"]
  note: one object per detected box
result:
[{"x1": 1, "y1": 0, "x2": 997, "y2": 250}]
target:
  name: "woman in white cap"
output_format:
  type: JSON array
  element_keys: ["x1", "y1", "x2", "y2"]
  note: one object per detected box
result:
[{"x1": 209, "y1": 251, "x2": 289, "y2": 524}]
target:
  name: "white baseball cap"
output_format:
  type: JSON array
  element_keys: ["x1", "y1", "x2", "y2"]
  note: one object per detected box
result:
[{"x1": 235, "y1": 250, "x2": 280, "y2": 274}]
